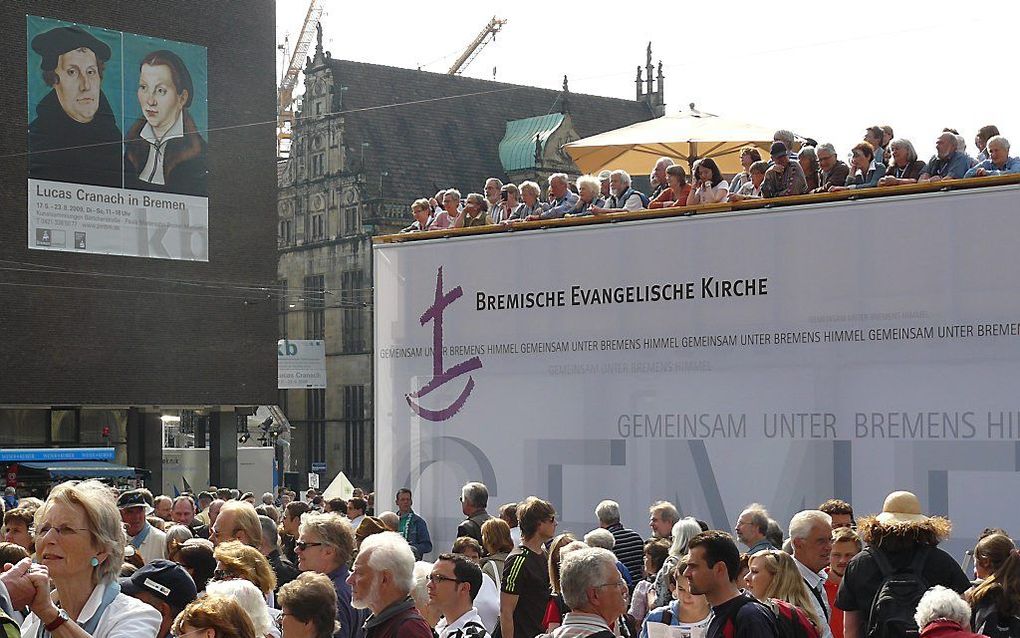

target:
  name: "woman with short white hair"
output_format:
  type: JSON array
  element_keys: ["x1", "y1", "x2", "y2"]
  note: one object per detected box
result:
[
  {"x1": 652, "y1": 517, "x2": 703, "y2": 608},
  {"x1": 207, "y1": 578, "x2": 279, "y2": 638},
  {"x1": 566, "y1": 175, "x2": 605, "y2": 216},
  {"x1": 915, "y1": 585, "x2": 984, "y2": 638}
]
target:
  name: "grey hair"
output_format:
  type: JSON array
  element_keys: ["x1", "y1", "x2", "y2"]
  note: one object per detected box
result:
[
  {"x1": 166, "y1": 524, "x2": 194, "y2": 549},
  {"x1": 559, "y1": 547, "x2": 618, "y2": 611},
  {"x1": 816, "y1": 143, "x2": 837, "y2": 158},
  {"x1": 154, "y1": 495, "x2": 172, "y2": 508},
  {"x1": 914, "y1": 585, "x2": 972, "y2": 629},
  {"x1": 361, "y1": 531, "x2": 416, "y2": 594},
  {"x1": 987, "y1": 135, "x2": 1010, "y2": 152},
  {"x1": 789, "y1": 510, "x2": 832, "y2": 540},
  {"x1": 889, "y1": 138, "x2": 918, "y2": 164},
  {"x1": 206, "y1": 579, "x2": 275, "y2": 636},
  {"x1": 444, "y1": 189, "x2": 462, "y2": 201},
  {"x1": 409, "y1": 561, "x2": 433, "y2": 612},
  {"x1": 584, "y1": 528, "x2": 616, "y2": 550},
  {"x1": 669, "y1": 517, "x2": 703, "y2": 557},
  {"x1": 548, "y1": 173, "x2": 569, "y2": 186},
  {"x1": 465, "y1": 193, "x2": 489, "y2": 212},
  {"x1": 610, "y1": 169, "x2": 632, "y2": 186},
  {"x1": 594, "y1": 500, "x2": 621, "y2": 525},
  {"x1": 485, "y1": 177, "x2": 504, "y2": 188},
  {"x1": 655, "y1": 157, "x2": 675, "y2": 169},
  {"x1": 649, "y1": 501, "x2": 679, "y2": 526},
  {"x1": 939, "y1": 132, "x2": 959, "y2": 151},
  {"x1": 955, "y1": 135, "x2": 967, "y2": 153},
  {"x1": 258, "y1": 515, "x2": 279, "y2": 550},
  {"x1": 519, "y1": 180, "x2": 541, "y2": 199},
  {"x1": 742, "y1": 504, "x2": 771, "y2": 535},
  {"x1": 798, "y1": 146, "x2": 817, "y2": 161},
  {"x1": 261, "y1": 493, "x2": 274, "y2": 504},
  {"x1": 774, "y1": 129, "x2": 797, "y2": 148},
  {"x1": 576, "y1": 175, "x2": 601, "y2": 198},
  {"x1": 378, "y1": 511, "x2": 399, "y2": 531},
  {"x1": 461, "y1": 482, "x2": 488, "y2": 508}
]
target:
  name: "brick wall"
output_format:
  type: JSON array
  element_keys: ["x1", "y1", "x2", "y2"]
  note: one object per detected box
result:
[{"x1": 0, "y1": 1, "x2": 278, "y2": 405}]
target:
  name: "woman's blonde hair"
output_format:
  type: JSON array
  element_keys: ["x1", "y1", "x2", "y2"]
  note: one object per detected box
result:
[
  {"x1": 35, "y1": 480, "x2": 124, "y2": 585},
  {"x1": 750, "y1": 549, "x2": 821, "y2": 629},
  {"x1": 173, "y1": 595, "x2": 257, "y2": 638},
  {"x1": 213, "y1": 540, "x2": 277, "y2": 595}
]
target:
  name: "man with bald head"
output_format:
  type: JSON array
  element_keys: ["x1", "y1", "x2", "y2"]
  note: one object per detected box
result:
[
  {"x1": 28, "y1": 24, "x2": 122, "y2": 186},
  {"x1": 919, "y1": 132, "x2": 970, "y2": 182}
]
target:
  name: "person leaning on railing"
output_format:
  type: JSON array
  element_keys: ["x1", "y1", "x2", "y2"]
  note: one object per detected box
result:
[
  {"x1": 728, "y1": 161, "x2": 769, "y2": 201},
  {"x1": 686, "y1": 159, "x2": 730, "y2": 204},
  {"x1": 799, "y1": 146, "x2": 822, "y2": 192},
  {"x1": 878, "y1": 138, "x2": 926, "y2": 186},
  {"x1": 812, "y1": 143, "x2": 849, "y2": 193},
  {"x1": 456, "y1": 193, "x2": 493, "y2": 227},
  {"x1": 564, "y1": 174, "x2": 606, "y2": 217},
  {"x1": 964, "y1": 135, "x2": 1020, "y2": 178},
  {"x1": 648, "y1": 165, "x2": 691, "y2": 209},
  {"x1": 829, "y1": 142, "x2": 885, "y2": 191}
]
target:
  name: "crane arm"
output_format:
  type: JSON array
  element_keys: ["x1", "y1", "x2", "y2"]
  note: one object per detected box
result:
[{"x1": 448, "y1": 17, "x2": 506, "y2": 75}]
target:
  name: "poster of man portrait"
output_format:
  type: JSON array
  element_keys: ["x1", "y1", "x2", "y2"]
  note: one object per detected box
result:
[{"x1": 27, "y1": 16, "x2": 209, "y2": 261}]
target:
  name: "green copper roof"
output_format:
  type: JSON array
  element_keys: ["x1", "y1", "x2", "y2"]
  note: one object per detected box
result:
[{"x1": 498, "y1": 113, "x2": 565, "y2": 172}]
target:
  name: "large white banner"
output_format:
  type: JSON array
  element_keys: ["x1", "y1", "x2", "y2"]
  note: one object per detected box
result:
[{"x1": 374, "y1": 185, "x2": 1020, "y2": 561}]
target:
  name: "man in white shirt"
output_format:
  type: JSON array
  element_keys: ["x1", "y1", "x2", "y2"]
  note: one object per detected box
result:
[
  {"x1": 430, "y1": 553, "x2": 488, "y2": 638},
  {"x1": 789, "y1": 510, "x2": 834, "y2": 638},
  {"x1": 118, "y1": 490, "x2": 166, "y2": 565}
]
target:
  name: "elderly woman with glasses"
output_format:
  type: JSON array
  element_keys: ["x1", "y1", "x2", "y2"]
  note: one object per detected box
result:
[
  {"x1": 1, "y1": 480, "x2": 162, "y2": 637},
  {"x1": 173, "y1": 595, "x2": 258, "y2": 638},
  {"x1": 879, "y1": 138, "x2": 926, "y2": 186},
  {"x1": 294, "y1": 513, "x2": 362, "y2": 638},
  {"x1": 277, "y1": 573, "x2": 339, "y2": 638}
]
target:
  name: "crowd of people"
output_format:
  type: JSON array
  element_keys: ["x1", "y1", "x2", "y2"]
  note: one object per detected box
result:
[
  {"x1": 0, "y1": 481, "x2": 1014, "y2": 638},
  {"x1": 401, "y1": 125, "x2": 1019, "y2": 233}
]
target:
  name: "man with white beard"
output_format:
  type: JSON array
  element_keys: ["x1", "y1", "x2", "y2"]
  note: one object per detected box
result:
[{"x1": 348, "y1": 532, "x2": 434, "y2": 638}]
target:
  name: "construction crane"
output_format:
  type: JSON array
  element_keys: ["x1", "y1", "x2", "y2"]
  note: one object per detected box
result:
[
  {"x1": 278, "y1": 0, "x2": 324, "y2": 157},
  {"x1": 448, "y1": 17, "x2": 507, "y2": 75}
]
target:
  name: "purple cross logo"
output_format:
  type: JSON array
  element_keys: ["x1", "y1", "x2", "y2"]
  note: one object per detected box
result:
[{"x1": 405, "y1": 267, "x2": 483, "y2": 421}]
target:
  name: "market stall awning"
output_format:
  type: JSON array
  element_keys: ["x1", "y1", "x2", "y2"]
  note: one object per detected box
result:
[
  {"x1": 19, "y1": 460, "x2": 142, "y2": 479},
  {"x1": 563, "y1": 108, "x2": 782, "y2": 175}
]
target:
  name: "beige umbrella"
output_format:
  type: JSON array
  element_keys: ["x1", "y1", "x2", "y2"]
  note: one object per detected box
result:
[{"x1": 563, "y1": 107, "x2": 783, "y2": 176}]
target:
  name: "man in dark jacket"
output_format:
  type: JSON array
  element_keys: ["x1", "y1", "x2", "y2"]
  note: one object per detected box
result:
[
  {"x1": 457, "y1": 482, "x2": 492, "y2": 545},
  {"x1": 28, "y1": 25, "x2": 122, "y2": 188},
  {"x1": 260, "y1": 515, "x2": 299, "y2": 593},
  {"x1": 395, "y1": 489, "x2": 432, "y2": 560}
]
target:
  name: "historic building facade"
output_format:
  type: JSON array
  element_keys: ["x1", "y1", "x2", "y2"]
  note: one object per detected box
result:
[{"x1": 277, "y1": 33, "x2": 665, "y2": 488}]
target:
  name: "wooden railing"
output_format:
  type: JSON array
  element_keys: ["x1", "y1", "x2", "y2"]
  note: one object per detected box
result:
[{"x1": 374, "y1": 173, "x2": 1020, "y2": 244}]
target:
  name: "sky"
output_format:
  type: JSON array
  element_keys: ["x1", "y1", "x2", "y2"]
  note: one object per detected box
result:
[{"x1": 277, "y1": 0, "x2": 1019, "y2": 162}]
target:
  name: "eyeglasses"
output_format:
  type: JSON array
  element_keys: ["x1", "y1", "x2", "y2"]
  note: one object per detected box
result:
[
  {"x1": 37, "y1": 524, "x2": 88, "y2": 538},
  {"x1": 595, "y1": 581, "x2": 627, "y2": 591},
  {"x1": 427, "y1": 573, "x2": 462, "y2": 585},
  {"x1": 274, "y1": 612, "x2": 292, "y2": 631},
  {"x1": 295, "y1": 541, "x2": 324, "y2": 551}
]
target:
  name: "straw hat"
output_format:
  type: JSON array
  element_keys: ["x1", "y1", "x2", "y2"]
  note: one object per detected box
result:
[{"x1": 876, "y1": 490, "x2": 928, "y2": 524}]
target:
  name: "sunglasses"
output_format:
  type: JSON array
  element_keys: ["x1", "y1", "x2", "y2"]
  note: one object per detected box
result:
[{"x1": 295, "y1": 541, "x2": 325, "y2": 551}]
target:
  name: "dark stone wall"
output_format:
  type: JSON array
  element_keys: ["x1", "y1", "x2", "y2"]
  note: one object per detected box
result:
[{"x1": 0, "y1": 1, "x2": 278, "y2": 405}]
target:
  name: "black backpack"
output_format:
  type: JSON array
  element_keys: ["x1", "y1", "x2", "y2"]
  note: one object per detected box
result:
[{"x1": 865, "y1": 546, "x2": 931, "y2": 638}]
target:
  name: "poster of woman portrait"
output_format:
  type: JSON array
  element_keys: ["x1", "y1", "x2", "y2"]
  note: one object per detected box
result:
[{"x1": 122, "y1": 34, "x2": 208, "y2": 197}]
